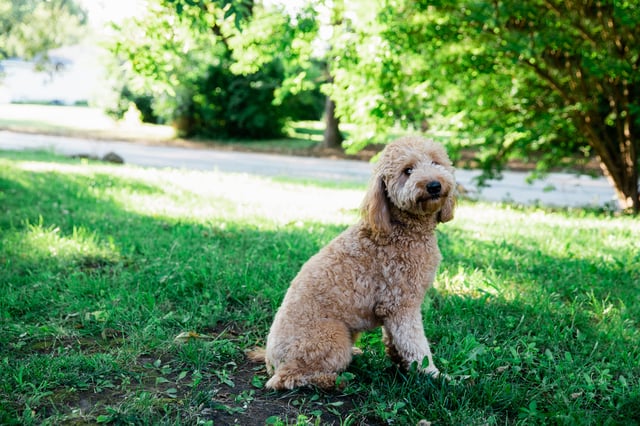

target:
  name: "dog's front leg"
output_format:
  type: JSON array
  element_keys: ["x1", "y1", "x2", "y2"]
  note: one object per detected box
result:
[{"x1": 382, "y1": 311, "x2": 440, "y2": 377}]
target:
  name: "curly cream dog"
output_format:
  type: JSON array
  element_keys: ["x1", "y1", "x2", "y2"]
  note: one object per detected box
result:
[{"x1": 250, "y1": 136, "x2": 456, "y2": 390}]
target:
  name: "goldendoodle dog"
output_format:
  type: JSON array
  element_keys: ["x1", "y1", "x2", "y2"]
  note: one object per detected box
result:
[{"x1": 250, "y1": 136, "x2": 456, "y2": 390}]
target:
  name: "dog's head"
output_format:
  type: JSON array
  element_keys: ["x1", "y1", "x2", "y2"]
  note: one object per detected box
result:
[{"x1": 361, "y1": 136, "x2": 456, "y2": 235}]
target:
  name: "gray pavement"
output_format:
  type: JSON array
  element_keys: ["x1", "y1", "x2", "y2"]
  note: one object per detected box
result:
[{"x1": 1, "y1": 130, "x2": 619, "y2": 209}]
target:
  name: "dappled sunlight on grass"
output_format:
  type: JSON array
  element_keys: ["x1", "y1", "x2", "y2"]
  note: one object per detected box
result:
[
  {"x1": 437, "y1": 202, "x2": 639, "y2": 349},
  {"x1": 15, "y1": 159, "x2": 363, "y2": 226},
  {"x1": 3, "y1": 219, "x2": 120, "y2": 267},
  {"x1": 452, "y1": 203, "x2": 639, "y2": 261},
  {"x1": 151, "y1": 169, "x2": 363, "y2": 225},
  {"x1": 119, "y1": 168, "x2": 363, "y2": 226},
  {"x1": 437, "y1": 265, "x2": 512, "y2": 299},
  {"x1": 16, "y1": 160, "x2": 105, "y2": 175}
]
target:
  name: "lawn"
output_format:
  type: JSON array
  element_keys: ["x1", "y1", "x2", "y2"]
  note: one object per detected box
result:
[
  {"x1": 1, "y1": 149, "x2": 639, "y2": 425},
  {"x1": 0, "y1": 104, "x2": 176, "y2": 143},
  {"x1": 0, "y1": 104, "x2": 326, "y2": 156}
]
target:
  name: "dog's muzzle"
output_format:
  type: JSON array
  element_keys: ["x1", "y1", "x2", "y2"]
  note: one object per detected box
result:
[{"x1": 426, "y1": 181, "x2": 442, "y2": 197}]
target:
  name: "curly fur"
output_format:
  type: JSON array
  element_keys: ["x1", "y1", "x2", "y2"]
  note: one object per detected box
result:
[{"x1": 250, "y1": 136, "x2": 456, "y2": 390}]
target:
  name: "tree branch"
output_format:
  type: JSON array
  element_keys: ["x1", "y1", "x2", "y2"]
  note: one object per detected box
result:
[
  {"x1": 521, "y1": 60, "x2": 575, "y2": 105},
  {"x1": 542, "y1": 0, "x2": 597, "y2": 46}
]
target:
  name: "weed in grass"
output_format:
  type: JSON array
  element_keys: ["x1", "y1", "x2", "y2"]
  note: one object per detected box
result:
[{"x1": 1, "y1": 150, "x2": 639, "y2": 424}]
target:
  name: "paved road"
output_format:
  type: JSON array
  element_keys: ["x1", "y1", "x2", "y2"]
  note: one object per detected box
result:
[{"x1": 1, "y1": 130, "x2": 618, "y2": 209}]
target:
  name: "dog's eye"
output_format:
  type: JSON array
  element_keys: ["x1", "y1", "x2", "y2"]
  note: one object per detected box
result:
[
  {"x1": 403, "y1": 167, "x2": 413, "y2": 176},
  {"x1": 431, "y1": 161, "x2": 440, "y2": 166}
]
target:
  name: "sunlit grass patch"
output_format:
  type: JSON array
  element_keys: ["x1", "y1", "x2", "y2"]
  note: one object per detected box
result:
[
  {"x1": 4, "y1": 219, "x2": 119, "y2": 266},
  {"x1": 0, "y1": 104, "x2": 175, "y2": 142},
  {"x1": 113, "y1": 169, "x2": 363, "y2": 226},
  {"x1": 11, "y1": 156, "x2": 363, "y2": 226}
]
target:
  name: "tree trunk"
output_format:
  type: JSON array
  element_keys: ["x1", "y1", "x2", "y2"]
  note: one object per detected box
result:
[
  {"x1": 580, "y1": 110, "x2": 640, "y2": 213},
  {"x1": 595, "y1": 144, "x2": 639, "y2": 213},
  {"x1": 322, "y1": 95, "x2": 343, "y2": 150}
]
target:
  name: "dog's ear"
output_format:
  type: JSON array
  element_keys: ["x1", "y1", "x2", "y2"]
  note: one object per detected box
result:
[
  {"x1": 361, "y1": 175, "x2": 392, "y2": 235},
  {"x1": 437, "y1": 190, "x2": 456, "y2": 223}
]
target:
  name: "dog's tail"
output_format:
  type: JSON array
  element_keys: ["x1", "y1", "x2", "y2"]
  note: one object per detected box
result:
[{"x1": 246, "y1": 347, "x2": 266, "y2": 363}]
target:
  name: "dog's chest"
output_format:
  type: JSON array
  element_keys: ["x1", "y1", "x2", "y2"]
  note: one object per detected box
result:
[{"x1": 372, "y1": 240, "x2": 439, "y2": 290}]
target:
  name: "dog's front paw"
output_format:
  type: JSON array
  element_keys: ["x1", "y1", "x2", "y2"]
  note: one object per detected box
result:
[
  {"x1": 421, "y1": 365, "x2": 440, "y2": 377},
  {"x1": 420, "y1": 366, "x2": 451, "y2": 381}
]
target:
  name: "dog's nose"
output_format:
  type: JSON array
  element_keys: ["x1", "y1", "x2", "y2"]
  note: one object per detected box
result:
[{"x1": 426, "y1": 181, "x2": 442, "y2": 195}]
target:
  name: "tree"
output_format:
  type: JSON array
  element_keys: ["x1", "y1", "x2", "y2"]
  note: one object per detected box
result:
[
  {"x1": 227, "y1": 1, "x2": 325, "y2": 122},
  {"x1": 322, "y1": 92, "x2": 344, "y2": 149},
  {"x1": 0, "y1": 0, "x2": 87, "y2": 62},
  {"x1": 329, "y1": 0, "x2": 640, "y2": 213},
  {"x1": 232, "y1": 0, "x2": 345, "y2": 149},
  {"x1": 475, "y1": 0, "x2": 640, "y2": 212},
  {"x1": 319, "y1": 0, "x2": 345, "y2": 149},
  {"x1": 162, "y1": 0, "x2": 254, "y2": 30},
  {"x1": 106, "y1": 0, "x2": 323, "y2": 138}
]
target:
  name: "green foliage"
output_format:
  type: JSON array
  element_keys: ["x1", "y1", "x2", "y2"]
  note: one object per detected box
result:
[
  {"x1": 228, "y1": 4, "x2": 325, "y2": 122},
  {"x1": 187, "y1": 60, "x2": 287, "y2": 138},
  {"x1": 0, "y1": 0, "x2": 87, "y2": 62},
  {"x1": 104, "y1": 86, "x2": 158, "y2": 124},
  {"x1": 329, "y1": 0, "x2": 640, "y2": 210},
  {"x1": 1, "y1": 150, "x2": 639, "y2": 424},
  {"x1": 104, "y1": 1, "x2": 323, "y2": 139}
]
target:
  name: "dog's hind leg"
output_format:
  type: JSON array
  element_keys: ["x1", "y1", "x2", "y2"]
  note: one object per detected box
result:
[
  {"x1": 266, "y1": 319, "x2": 353, "y2": 390},
  {"x1": 266, "y1": 364, "x2": 338, "y2": 390}
]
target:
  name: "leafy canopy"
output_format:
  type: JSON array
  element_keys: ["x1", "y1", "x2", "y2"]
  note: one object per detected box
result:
[
  {"x1": 0, "y1": 0, "x2": 87, "y2": 61},
  {"x1": 105, "y1": 0, "x2": 323, "y2": 138}
]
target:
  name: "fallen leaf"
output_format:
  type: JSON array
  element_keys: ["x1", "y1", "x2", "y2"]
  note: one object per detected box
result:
[{"x1": 173, "y1": 331, "x2": 213, "y2": 343}]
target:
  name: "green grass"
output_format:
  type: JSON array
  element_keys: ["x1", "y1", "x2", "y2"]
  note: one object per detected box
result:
[
  {"x1": 0, "y1": 104, "x2": 176, "y2": 142},
  {"x1": 1, "y1": 149, "x2": 639, "y2": 425}
]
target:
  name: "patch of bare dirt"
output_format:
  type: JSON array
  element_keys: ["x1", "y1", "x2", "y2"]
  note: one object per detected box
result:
[{"x1": 204, "y1": 358, "x2": 371, "y2": 426}]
